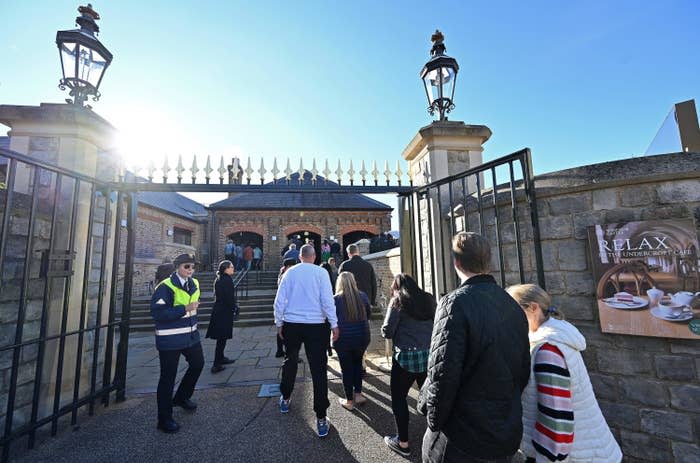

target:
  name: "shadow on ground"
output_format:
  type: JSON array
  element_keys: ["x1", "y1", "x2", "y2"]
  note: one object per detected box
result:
[{"x1": 12, "y1": 368, "x2": 427, "y2": 463}]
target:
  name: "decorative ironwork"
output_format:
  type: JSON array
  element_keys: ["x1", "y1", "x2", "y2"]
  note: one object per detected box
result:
[
  {"x1": 323, "y1": 160, "x2": 331, "y2": 185},
  {"x1": 372, "y1": 160, "x2": 379, "y2": 186},
  {"x1": 284, "y1": 158, "x2": 292, "y2": 183},
  {"x1": 190, "y1": 156, "x2": 199, "y2": 183},
  {"x1": 218, "y1": 156, "x2": 226, "y2": 184},
  {"x1": 271, "y1": 158, "x2": 279, "y2": 181},
  {"x1": 244, "y1": 157, "x2": 253, "y2": 184},
  {"x1": 360, "y1": 160, "x2": 368, "y2": 186},
  {"x1": 335, "y1": 160, "x2": 343, "y2": 185},
  {"x1": 176, "y1": 155, "x2": 185, "y2": 183},
  {"x1": 258, "y1": 159, "x2": 266, "y2": 185},
  {"x1": 114, "y1": 153, "x2": 416, "y2": 192},
  {"x1": 204, "y1": 156, "x2": 212, "y2": 184},
  {"x1": 311, "y1": 159, "x2": 318, "y2": 184}
]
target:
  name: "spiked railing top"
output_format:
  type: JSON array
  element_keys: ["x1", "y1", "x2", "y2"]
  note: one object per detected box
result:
[{"x1": 122, "y1": 155, "x2": 412, "y2": 189}]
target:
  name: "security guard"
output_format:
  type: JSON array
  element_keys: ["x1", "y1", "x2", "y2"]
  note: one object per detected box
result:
[{"x1": 150, "y1": 253, "x2": 204, "y2": 433}]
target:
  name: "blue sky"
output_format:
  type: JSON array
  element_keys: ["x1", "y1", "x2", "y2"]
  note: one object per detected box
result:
[{"x1": 1, "y1": 1, "x2": 698, "y2": 184}]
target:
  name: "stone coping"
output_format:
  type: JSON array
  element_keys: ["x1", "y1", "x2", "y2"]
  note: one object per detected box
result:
[{"x1": 364, "y1": 247, "x2": 401, "y2": 260}]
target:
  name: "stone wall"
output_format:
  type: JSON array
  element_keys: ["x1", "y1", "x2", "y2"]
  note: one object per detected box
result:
[
  {"x1": 449, "y1": 152, "x2": 700, "y2": 461},
  {"x1": 531, "y1": 153, "x2": 700, "y2": 462},
  {"x1": 364, "y1": 247, "x2": 402, "y2": 309}
]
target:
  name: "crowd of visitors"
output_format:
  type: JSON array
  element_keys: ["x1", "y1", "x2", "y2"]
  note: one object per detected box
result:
[
  {"x1": 225, "y1": 239, "x2": 263, "y2": 271},
  {"x1": 151, "y1": 232, "x2": 621, "y2": 462}
]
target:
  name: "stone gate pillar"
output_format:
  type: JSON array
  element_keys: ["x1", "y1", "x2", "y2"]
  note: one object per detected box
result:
[
  {"x1": 0, "y1": 103, "x2": 120, "y2": 421},
  {"x1": 401, "y1": 120, "x2": 491, "y2": 297}
]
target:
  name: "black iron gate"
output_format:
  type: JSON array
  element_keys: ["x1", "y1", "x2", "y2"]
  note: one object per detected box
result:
[
  {"x1": 403, "y1": 148, "x2": 545, "y2": 298},
  {"x1": 0, "y1": 147, "x2": 130, "y2": 461},
  {"x1": 0, "y1": 146, "x2": 543, "y2": 460}
]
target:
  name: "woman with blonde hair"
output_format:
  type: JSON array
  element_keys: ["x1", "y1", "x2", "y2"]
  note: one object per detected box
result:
[
  {"x1": 333, "y1": 272, "x2": 372, "y2": 411},
  {"x1": 506, "y1": 284, "x2": 621, "y2": 463}
]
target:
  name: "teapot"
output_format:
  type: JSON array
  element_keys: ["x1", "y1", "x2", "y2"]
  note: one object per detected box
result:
[{"x1": 669, "y1": 291, "x2": 700, "y2": 307}]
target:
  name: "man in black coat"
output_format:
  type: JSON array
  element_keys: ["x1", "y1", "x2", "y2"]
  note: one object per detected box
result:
[
  {"x1": 338, "y1": 243, "x2": 377, "y2": 305},
  {"x1": 418, "y1": 232, "x2": 530, "y2": 463}
]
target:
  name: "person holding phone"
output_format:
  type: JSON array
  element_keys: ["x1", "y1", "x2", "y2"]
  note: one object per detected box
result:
[{"x1": 150, "y1": 253, "x2": 204, "y2": 434}]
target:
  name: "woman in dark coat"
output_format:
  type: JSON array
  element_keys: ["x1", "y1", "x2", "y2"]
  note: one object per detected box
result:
[{"x1": 206, "y1": 260, "x2": 238, "y2": 373}]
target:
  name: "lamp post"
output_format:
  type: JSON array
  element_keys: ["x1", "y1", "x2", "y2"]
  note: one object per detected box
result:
[
  {"x1": 56, "y1": 4, "x2": 113, "y2": 106},
  {"x1": 420, "y1": 30, "x2": 459, "y2": 121}
]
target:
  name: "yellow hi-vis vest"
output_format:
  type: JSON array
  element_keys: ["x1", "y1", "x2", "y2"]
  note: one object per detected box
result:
[{"x1": 159, "y1": 277, "x2": 200, "y2": 310}]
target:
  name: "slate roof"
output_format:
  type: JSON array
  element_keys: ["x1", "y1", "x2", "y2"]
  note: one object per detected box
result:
[
  {"x1": 137, "y1": 191, "x2": 209, "y2": 223},
  {"x1": 123, "y1": 172, "x2": 209, "y2": 222},
  {"x1": 209, "y1": 171, "x2": 392, "y2": 211}
]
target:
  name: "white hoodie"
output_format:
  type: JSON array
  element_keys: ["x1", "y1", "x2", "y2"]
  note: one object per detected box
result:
[{"x1": 521, "y1": 317, "x2": 622, "y2": 462}]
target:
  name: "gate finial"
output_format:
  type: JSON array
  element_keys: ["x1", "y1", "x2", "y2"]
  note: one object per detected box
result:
[
  {"x1": 348, "y1": 160, "x2": 355, "y2": 186},
  {"x1": 204, "y1": 155, "x2": 212, "y2": 184},
  {"x1": 218, "y1": 156, "x2": 226, "y2": 184},
  {"x1": 272, "y1": 158, "x2": 279, "y2": 181},
  {"x1": 335, "y1": 160, "x2": 343, "y2": 185},
  {"x1": 191, "y1": 156, "x2": 199, "y2": 183},
  {"x1": 259, "y1": 158, "x2": 266, "y2": 184},
  {"x1": 176, "y1": 155, "x2": 185, "y2": 184},
  {"x1": 360, "y1": 160, "x2": 368, "y2": 186}
]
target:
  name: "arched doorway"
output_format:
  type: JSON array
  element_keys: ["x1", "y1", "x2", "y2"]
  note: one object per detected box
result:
[
  {"x1": 227, "y1": 231, "x2": 264, "y2": 269},
  {"x1": 286, "y1": 230, "x2": 322, "y2": 264},
  {"x1": 342, "y1": 230, "x2": 377, "y2": 261}
]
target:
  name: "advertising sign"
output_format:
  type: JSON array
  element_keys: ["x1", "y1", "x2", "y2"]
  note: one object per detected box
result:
[{"x1": 588, "y1": 219, "x2": 700, "y2": 339}]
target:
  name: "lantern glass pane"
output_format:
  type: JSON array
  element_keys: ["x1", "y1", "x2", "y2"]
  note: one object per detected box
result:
[
  {"x1": 423, "y1": 67, "x2": 456, "y2": 105},
  {"x1": 443, "y1": 67, "x2": 456, "y2": 103},
  {"x1": 59, "y1": 42, "x2": 77, "y2": 79},
  {"x1": 77, "y1": 46, "x2": 107, "y2": 87}
]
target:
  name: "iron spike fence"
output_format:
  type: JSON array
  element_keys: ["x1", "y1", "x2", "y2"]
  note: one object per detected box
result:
[{"x1": 118, "y1": 155, "x2": 413, "y2": 194}]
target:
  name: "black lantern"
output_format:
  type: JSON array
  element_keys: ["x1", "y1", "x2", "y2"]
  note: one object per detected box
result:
[
  {"x1": 56, "y1": 4, "x2": 113, "y2": 106},
  {"x1": 420, "y1": 30, "x2": 459, "y2": 121}
]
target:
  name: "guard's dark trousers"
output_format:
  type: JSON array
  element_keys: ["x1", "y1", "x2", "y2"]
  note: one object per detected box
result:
[
  {"x1": 157, "y1": 342, "x2": 204, "y2": 420},
  {"x1": 280, "y1": 322, "x2": 330, "y2": 419}
]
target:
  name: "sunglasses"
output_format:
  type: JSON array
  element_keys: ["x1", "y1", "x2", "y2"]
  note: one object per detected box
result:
[{"x1": 182, "y1": 264, "x2": 194, "y2": 270}]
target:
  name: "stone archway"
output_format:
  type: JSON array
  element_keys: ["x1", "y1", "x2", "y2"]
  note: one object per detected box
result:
[
  {"x1": 341, "y1": 227, "x2": 379, "y2": 261},
  {"x1": 285, "y1": 229, "x2": 323, "y2": 264}
]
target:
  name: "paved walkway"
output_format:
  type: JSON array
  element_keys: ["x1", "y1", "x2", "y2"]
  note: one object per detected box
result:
[
  {"x1": 13, "y1": 327, "x2": 429, "y2": 463},
  {"x1": 125, "y1": 324, "x2": 392, "y2": 393}
]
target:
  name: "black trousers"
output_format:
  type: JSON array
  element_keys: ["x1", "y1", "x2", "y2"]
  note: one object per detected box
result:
[
  {"x1": 276, "y1": 333, "x2": 285, "y2": 355},
  {"x1": 214, "y1": 339, "x2": 227, "y2": 365},
  {"x1": 280, "y1": 322, "x2": 330, "y2": 419},
  {"x1": 157, "y1": 342, "x2": 204, "y2": 421},
  {"x1": 391, "y1": 360, "x2": 426, "y2": 442},
  {"x1": 336, "y1": 346, "x2": 366, "y2": 400}
]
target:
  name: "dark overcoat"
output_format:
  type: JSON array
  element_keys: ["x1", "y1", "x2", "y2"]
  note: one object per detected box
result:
[{"x1": 205, "y1": 274, "x2": 237, "y2": 340}]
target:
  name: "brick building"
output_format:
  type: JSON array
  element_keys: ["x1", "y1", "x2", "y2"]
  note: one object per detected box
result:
[
  {"x1": 128, "y1": 171, "x2": 392, "y2": 292},
  {"x1": 209, "y1": 172, "x2": 392, "y2": 270},
  {"x1": 130, "y1": 191, "x2": 209, "y2": 295}
]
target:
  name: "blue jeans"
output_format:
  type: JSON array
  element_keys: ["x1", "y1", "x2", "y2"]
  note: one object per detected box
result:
[{"x1": 335, "y1": 347, "x2": 366, "y2": 400}]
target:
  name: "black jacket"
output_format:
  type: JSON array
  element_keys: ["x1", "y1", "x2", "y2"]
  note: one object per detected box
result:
[
  {"x1": 205, "y1": 274, "x2": 238, "y2": 340},
  {"x1": 338, "y1": 255, "x2": 377, "y2": 305},
  {"x1": 418, "y1": 274, "x2": 530, "y2": 460}
]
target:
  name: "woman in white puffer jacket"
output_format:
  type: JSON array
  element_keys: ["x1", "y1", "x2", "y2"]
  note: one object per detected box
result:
[{"x1": 506, "y1": 284, "x2": 622, "y2": 463}]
